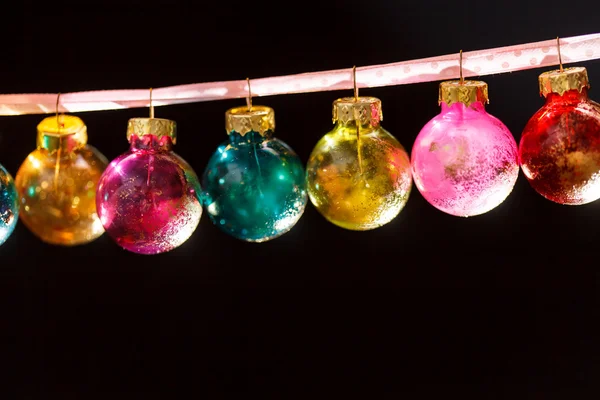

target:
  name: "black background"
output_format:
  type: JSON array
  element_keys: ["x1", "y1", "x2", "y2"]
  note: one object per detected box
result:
[{"x1": 1, "y1": 0, "x2": 599, "y2": 397}]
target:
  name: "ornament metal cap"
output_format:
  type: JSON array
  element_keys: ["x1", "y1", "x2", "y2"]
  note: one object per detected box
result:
[
  {"x1": 37, "y1": 114, "x2": 88, "y2": 153},
  {"x1": 332, "y1": 96, "x2": 383, "y2": 126},
  {"x1": 538, "y1": 66, "x2": 590, "y2": 97},
  {"x1": 126, "y1": 118, "x2": 177, "y2": 144},
  {"x1": 439, "y1": 80, "x2": 489, "y2": 107},
  {"x1": 225, "y1": 105, "x2": 275, "y2": 137}
]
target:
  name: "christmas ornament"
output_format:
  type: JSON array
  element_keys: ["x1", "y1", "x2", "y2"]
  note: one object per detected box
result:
[
  {"x1": 519, "y1": 62, "x2": 600, "y2": 204},
  {"x1": 202, "y1": 85, "x2": 307, "y2": 242},
  {"x1": 15, "y1": 114, "x2": 108, "y2": 245},
  {"x1": 0, "y1": 163, "x2": 18, "y2": 246},
  {"x1": 96, "y1": 103, "x2": 202, "y2": 254},
  {"x1": 411, "y1": 54, "x2": 519, "y2": 217},
  {"x1": 306, "y1": 73, "x2": 412, "y2": 230}
]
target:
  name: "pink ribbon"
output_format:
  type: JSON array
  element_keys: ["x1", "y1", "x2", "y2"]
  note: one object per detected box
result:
[{"x1": 1, "y1": 33, "x2": 599, "y2": 115}]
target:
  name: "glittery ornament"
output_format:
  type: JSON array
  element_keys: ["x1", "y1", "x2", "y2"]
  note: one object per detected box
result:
[
  {"x1": 519, "y1": 66, "x2": 600, "y2": 205},
  {"x1": 97, "y1": 117, "x2": 202, "y2": 254},
  {"x1": 306, "y1": 96, "x2": 412, "y2": 230},
  {"x1": 15, "y1": 115, "x2": 108, "y2": 245},
  {"x1": 411, "y1": 80, "x2": 519, "y2": 217},
  {"x1": 202, "y1": 105, "x2": 307, "y2": 242},
  {"x1": 0, "y1": 163, "x2": 18, "y2": 246}
]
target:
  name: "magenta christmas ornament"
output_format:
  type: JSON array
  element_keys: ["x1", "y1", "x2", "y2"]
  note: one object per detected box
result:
[
  {"x1": 96, "y1": 117, "x2": 203, "y2": 255},
  {"x1": 411, "y1": 80, "x2": 519, "y2": 217}
]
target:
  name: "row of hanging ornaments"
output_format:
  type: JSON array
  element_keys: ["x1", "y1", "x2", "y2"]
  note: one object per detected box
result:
[{"x1": 0, "y1": 52, "x2": 599, "y2": 254}]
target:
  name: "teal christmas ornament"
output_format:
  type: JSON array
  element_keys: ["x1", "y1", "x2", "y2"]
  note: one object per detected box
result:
[
  {"x1": 202, "y1": 104, "x2": 307, "y2": 242},
  {"x1": 0, "y1": 163, "x2": 18, "y2": 246}
]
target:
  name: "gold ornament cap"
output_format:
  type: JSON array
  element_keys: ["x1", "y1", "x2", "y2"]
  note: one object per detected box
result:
[
  {"x1": 37, "y1": 114, "x2": 88, "y2": 153},
  {"x1": 332, "y1": 96, "x2": 383, "y2": 126},
  {"x1": 126, "y1": 118, "x2": 177, "y2": 144},
  {"x1": 439, "y1": 80, "x2": 489, "y2": 107},
  {"x1": 538, "y1": 66, "x2": 590, "y2": 97},
  {"x1": 225, "y1": 105, "x2": 275, "y2": 136}
]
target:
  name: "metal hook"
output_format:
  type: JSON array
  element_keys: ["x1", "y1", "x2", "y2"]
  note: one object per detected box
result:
[
  {"x1": 56, "y1": 93, "x2": 62, "y2": 133},
  {"x1": 149, "y1": 88, "x2": 154, "y2": 118},
  {"x1": 55, "y1": 93, "x2": 61, "y2": 116},
  {"x1": 353, "y1": 66, "x2": 358, "y2": 101},
  {"x1": 556, "y1": 37, "x2": 564, "y2": 72},
  {"x1": 459, "y1": 50, "x2": 464, "y2": 84},
  {"x1": 246, "y1": 78, "x2": 252, "y2": 111},
  {"x1": 54, "y1": 92, "x2": 63, "y2": 191}
]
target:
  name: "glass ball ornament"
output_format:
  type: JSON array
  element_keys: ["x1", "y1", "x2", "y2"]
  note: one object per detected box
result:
[
  {"x1": 202, "y1": 105, "x2": 307, "y2": 242},
  {"x1": 96, "y1": 117, "x2": 202, "y2": 255},
  {"x1": 411, "y1": 80, "x2": 519, "y2": 217},
  {"x1": 306, "y1": 96, "x2": 412, "y2": 230},
  {"x1": 0, "y1": 163, "x2": 18, "y2": 246},
  {"x1": 519, "y1": 67, "x2": 600, "y2": 205},
  {"x1": 15, "y1": 115, "x2": 108, "y2": 245}
]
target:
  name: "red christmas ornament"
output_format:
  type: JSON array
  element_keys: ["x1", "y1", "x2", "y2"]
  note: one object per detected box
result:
[{"x1": 519, "y1": 66, "x2": 600, "y2": 205}]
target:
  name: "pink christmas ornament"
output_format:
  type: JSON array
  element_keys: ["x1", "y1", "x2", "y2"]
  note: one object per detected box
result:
[
  {"x1": 411, "y1": 80, "x2": 519, "y2": 217},
  {"x1": 96, "y1": 117, "x2": 202, "y2": 255}
]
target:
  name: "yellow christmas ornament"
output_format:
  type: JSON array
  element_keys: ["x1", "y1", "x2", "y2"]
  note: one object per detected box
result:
[
  {"x1": 306, "y1": 71, "x2": 412, "y2": 230},
  {"x1": 15, "y1": 113, "x2": 108, "y2": 245}
]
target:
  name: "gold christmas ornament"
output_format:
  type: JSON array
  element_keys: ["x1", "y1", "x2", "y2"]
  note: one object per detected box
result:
[
  {"x1": 15, "y1": 113, "x2": 108, "y2": 246},
  {"x1": 306, "y1": 67, "x2": 412, "y2": 231}
]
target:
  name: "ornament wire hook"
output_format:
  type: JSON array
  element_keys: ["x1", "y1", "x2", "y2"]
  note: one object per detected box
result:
[
  {"x1": 352, "y1": 66, "x2": 358, "y2": 101},
  {"x1": 54, "y1": 92, "x2": 63, "y2": 191},
  {"x1": 149, "y1": 88, "x2": 154, "y2": 118},
  {"x1": 55, "y1": 92, "x2": 64, "y2": 129},
  {"x1": 351, "y1": 65, "x2": 364, "y2": 176},
  {"x1": 147, "y1": 87, "x2": 156, "y2": 186},
  {"x1": 459, "y1": 50, "x2": 464, "y2": 84},
  {"x1": 246, "y1": 78, "x2": 252, "y2": 111},
  {"x1": 557, "y1": 37, "x2": 564, "y2": 72},
  {"x1": 54, "y1": 92, "x2": 65, "y2": 134},
  {"x1": 55, "y1": 92, "x2": 61, "y2": 121}
]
